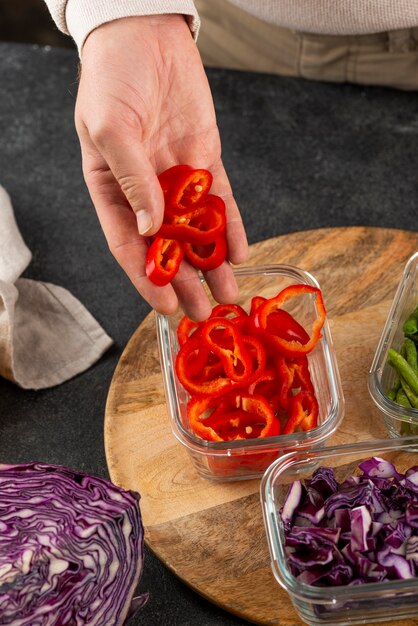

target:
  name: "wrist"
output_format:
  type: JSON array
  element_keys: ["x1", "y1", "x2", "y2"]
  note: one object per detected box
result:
[{"x1": 66, "y1": 0, "x2": 200, "y2": 55}]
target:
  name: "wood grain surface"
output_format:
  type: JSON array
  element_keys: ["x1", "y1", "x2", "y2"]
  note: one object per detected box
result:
[{"x1": 105, "y1": 226, "x2": 418, "y2": 626}]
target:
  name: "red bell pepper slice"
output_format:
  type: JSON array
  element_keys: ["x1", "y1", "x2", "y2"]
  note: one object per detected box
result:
[
  {"x1": 275, "y1": 354, "x2": 314, "y2": 409},
  {"x1": 255, "y1": 285, "x2": 326, "y2": 357},
  {"x1": 159, "y1": 165, "x2": 213, "y2": 213},
  {"x1": 247, "y1": 368, "x2": 281, "y2": 414},
  {"x1": 145, "y1": 237, "x2": 184, "y2": 286},
  {"x1": 209, "y1": 303, "x2": 248, "y2": 330},
  {"x1": 184, "y1": 236, "x2": 227, "y2": 272},
  {"x1": 158, "y1": 164, "x2": 190, "y2": 194},
  {"x1": 200, "y1": 318, "x2": 253, "y2": 383},
  {"x1": 282, "y1": 390, "x2": 319, "y2": 434},
  {"x1": 249, "y1": 296, "x2": 266, "y2": 318},
  {"x1": 264, "y1": 309, "x2": 310, "y2": 344},
  {"x1": 275, "y1": 356, "x2": 294, "y2": 410},
  {"x1": 242, "y1": 335, "x2": 266, "y2": 384},
  {"x1": 159, "y1": 195, "x2": 226, "y2": 244},
  {"x1": 175, "y1": 337, "x2": 232, "y2": 397},
  {"x1": 177, "y1": 315, "x2": 201, "y2": 347},
  {"x1": 188, "y1": 392, "x2": 280, "y2": 441}
]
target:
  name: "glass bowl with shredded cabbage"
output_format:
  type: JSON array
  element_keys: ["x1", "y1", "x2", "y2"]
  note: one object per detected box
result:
[{"x1": 261, "y1": 437, "x2": 418, "y2": 625}]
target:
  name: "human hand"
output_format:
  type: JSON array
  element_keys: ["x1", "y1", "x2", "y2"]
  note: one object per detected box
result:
[{"x1": 75, "y1": 14, "x2": 248, "y2": 320}]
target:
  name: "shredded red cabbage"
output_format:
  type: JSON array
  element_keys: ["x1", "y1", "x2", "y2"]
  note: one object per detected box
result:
[
  {"x1": 0, "y1": 462, "x2": 146, "y2": 625},
  {"x1": 280, "y1": 457, "x2": 418, "y2": 586}
]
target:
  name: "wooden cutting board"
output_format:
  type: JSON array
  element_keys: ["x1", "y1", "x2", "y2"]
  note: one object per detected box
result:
[{"x1": 105, "y1": 226, "x2": 418, "y2": 626}]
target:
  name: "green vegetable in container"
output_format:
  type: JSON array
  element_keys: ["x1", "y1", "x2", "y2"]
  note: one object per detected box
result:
[
  {"x1": 388, "y1": 349, "x2": 418, "y2": 397},
  {"x1": 403, "y1": 304, "x2": 418, "y2": 336},
  {"x1": 387, "y1": 303, "x2": 418, "y2": 436}
]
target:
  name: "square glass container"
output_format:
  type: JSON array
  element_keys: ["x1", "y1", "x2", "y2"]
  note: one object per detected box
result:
[
  {"x1": 156, "y1": 264, "x2": 345, "y2": 481},
  {"x1": 368, "y1": 252, "x2": 418, "y2": 438},
  {"x1": 261, "y1": 437, "x2": 418, "y2": 625}
]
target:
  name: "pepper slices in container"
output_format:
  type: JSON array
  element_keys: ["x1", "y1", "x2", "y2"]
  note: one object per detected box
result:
[
  {"x1": 174, "y1": 285, "x2": 326, "y2": 458},
  {"x1": 146, "y1": 165, "x2": 228, "y2": 286}
]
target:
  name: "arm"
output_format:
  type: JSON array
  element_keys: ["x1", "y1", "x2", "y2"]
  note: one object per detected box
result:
[{"x1": 43, "y1": 3, "x2": 248, "y2": 320}]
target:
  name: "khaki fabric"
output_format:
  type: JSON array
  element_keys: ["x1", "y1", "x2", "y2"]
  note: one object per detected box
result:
[{"x1": 195, "y1": 0, "x2": 418, "y2": 90}]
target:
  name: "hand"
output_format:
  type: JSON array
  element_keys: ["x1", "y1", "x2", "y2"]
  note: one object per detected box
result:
[{"x1": 75, "y1": 14, "x2": 248, "y2": 320}]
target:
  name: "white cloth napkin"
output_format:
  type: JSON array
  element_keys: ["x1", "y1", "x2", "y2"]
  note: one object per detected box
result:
[{"x1": 0, "y1": 185, "x2": 113, "y2": 390}]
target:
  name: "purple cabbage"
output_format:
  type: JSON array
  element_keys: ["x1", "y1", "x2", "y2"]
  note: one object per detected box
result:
[
  {"x1": 0, "y1": 462, "x2": 146, "y2": 625},
  {"x1": 349, "y1": 506, "x2": 372, "y2": 552},
  {"x1": 359, "y1": 457, "x2": 400, "y2": 479},
  {"x1": 406, "y1": 501, "x2": 418, "y2": 528},
  {"x1": 308, "y1": 467, "x2": 339, "y2": 499},
  {"x1": 280, "y1": 480, "x2": 303, "y2": 526},
  {"x1": 280, "y1": 458, "x2": 418, "y2": 588}
]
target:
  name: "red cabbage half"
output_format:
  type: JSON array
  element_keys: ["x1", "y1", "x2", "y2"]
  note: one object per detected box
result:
[{"x1": 0, "y1": 462, "x2": 146, "y2": 625}]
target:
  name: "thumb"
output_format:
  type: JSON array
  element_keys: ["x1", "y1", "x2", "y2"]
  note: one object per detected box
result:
[{"x1": 91, "y1": 127, "x2": 164, "y2": 235}]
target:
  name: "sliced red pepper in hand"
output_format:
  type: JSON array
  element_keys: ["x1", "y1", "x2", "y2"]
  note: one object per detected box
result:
[
  {"x1": 184, "y1": 237, "x2": 227, "y2": 272},
  {"x1": 200, "y1": 318, "x2": 253, "y2": 383},
  {"x1": 145, "y1": 237, "x2": 184, "y2": 286},
  {"x1": 282, "y1": 390, "x2": 319, "y2": 434},
  {"x1": 256, "y1": 285, "x2": 326, "y2": 357},
  {"x1": 159, "y1": 195, "x2": 226, "y2": 244},
  {"x1": 158, "y1": 165, "x2": 191, "y2": 199},
  {"x1": 160, "y1": 165, "x2": 213, "y2": 212}
]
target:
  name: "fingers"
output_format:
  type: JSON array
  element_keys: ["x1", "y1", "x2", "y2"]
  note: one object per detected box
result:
[
  {"x1": 209, "y1": 160, "x2": 249, "y2": 266},
  {"x1": 204, "y1": 262, "x2": 239, "y2": 305},
  {"x1": 82, "y1": 118, "x2": 165, "y2": 237},
  {"x1": 79, "y1": 141, "x2": 179, "y2": 315},
  {"x1": 171, "y1": 260, "x2": 213, "y2": 321}
]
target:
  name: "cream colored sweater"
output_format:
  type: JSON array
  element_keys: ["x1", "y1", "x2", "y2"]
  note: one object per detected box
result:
[{"x1": 45, "y1": 0, "x2": 418, "y2": 52}]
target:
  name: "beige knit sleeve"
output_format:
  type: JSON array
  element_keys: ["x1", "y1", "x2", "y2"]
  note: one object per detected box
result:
[{"x1": 43, "y1": 0, "x2": 200, "y2": 52}]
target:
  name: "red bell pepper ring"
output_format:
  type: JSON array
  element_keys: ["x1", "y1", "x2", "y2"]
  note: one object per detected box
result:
[
  {"x1": 241, "y1": 335, "x2": 266, "y2": 385},
  {"x1": 288, "y1": 356, "x2": 314, "y2": 394},
  {"x1": 184, "y1": 236, "x2": 227, "y2": 272},
  {"x1": 275, "y1": 355, "x2": 295, "y2": 410},
  {"x1": 247, "y1": 368, "x2": 281, "y2": 414},
  {"x1": 249, "y1": 295, "x2": 266, "y2": 318},
  {"x1": 158, "y1": 165, "x2": 191, "y2": 198},
  {"x1": 175, "y1": 337, "x2": 233, "y2": 397},
  {"x1": 177, "y1": 315, "x2": 202, "y2": 347},
  {"x1": 158, "y1": 195, "x2": 226, "y2": 244},
  {"x1": 255, "y1": 285, "x2": 326, "y2": 357},
  {"x1": 159, "y1": 165, "x2": 213, "y2": 213},
  {"x1": 264, "y1": 309, "x2": 310, "y2": 344},
  {"x1": 275, "y1": 355, "x2": 314, "y2": 409},
  {"x1": 200, "y1": 318, "x2": 253, "y2": 383},
  {"x1": 282, "y1": 390, "x2": 319, "y2": 434},
  {"x1": 188, "y1": 392, "x2": 280, "y2": 441},
  {"x1": 145, "y1": 237, "x2": 184, "y2": 286},
  {"x1": 209, "y1": 303, "x2": 248, "y2": 330}
]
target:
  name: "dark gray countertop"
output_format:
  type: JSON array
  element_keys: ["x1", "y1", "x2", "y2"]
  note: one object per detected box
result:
[{"x1": 0, "y1": 41, "x2": 417, "y2": 625}]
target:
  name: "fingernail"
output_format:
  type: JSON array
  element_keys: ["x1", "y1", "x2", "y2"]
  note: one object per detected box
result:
[{"x1": 136, "y1": 209, "x2": 153, "y2": 235}]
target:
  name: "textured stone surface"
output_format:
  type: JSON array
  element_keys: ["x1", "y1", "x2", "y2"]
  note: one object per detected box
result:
[{"x1": 0, "y1": 42, "x2": 416, "y2": 625}]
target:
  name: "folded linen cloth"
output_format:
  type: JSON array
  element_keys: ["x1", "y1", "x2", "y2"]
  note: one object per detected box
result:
[{"x1": 0, "y1": 185, "x2": 113, "y2": 390}]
